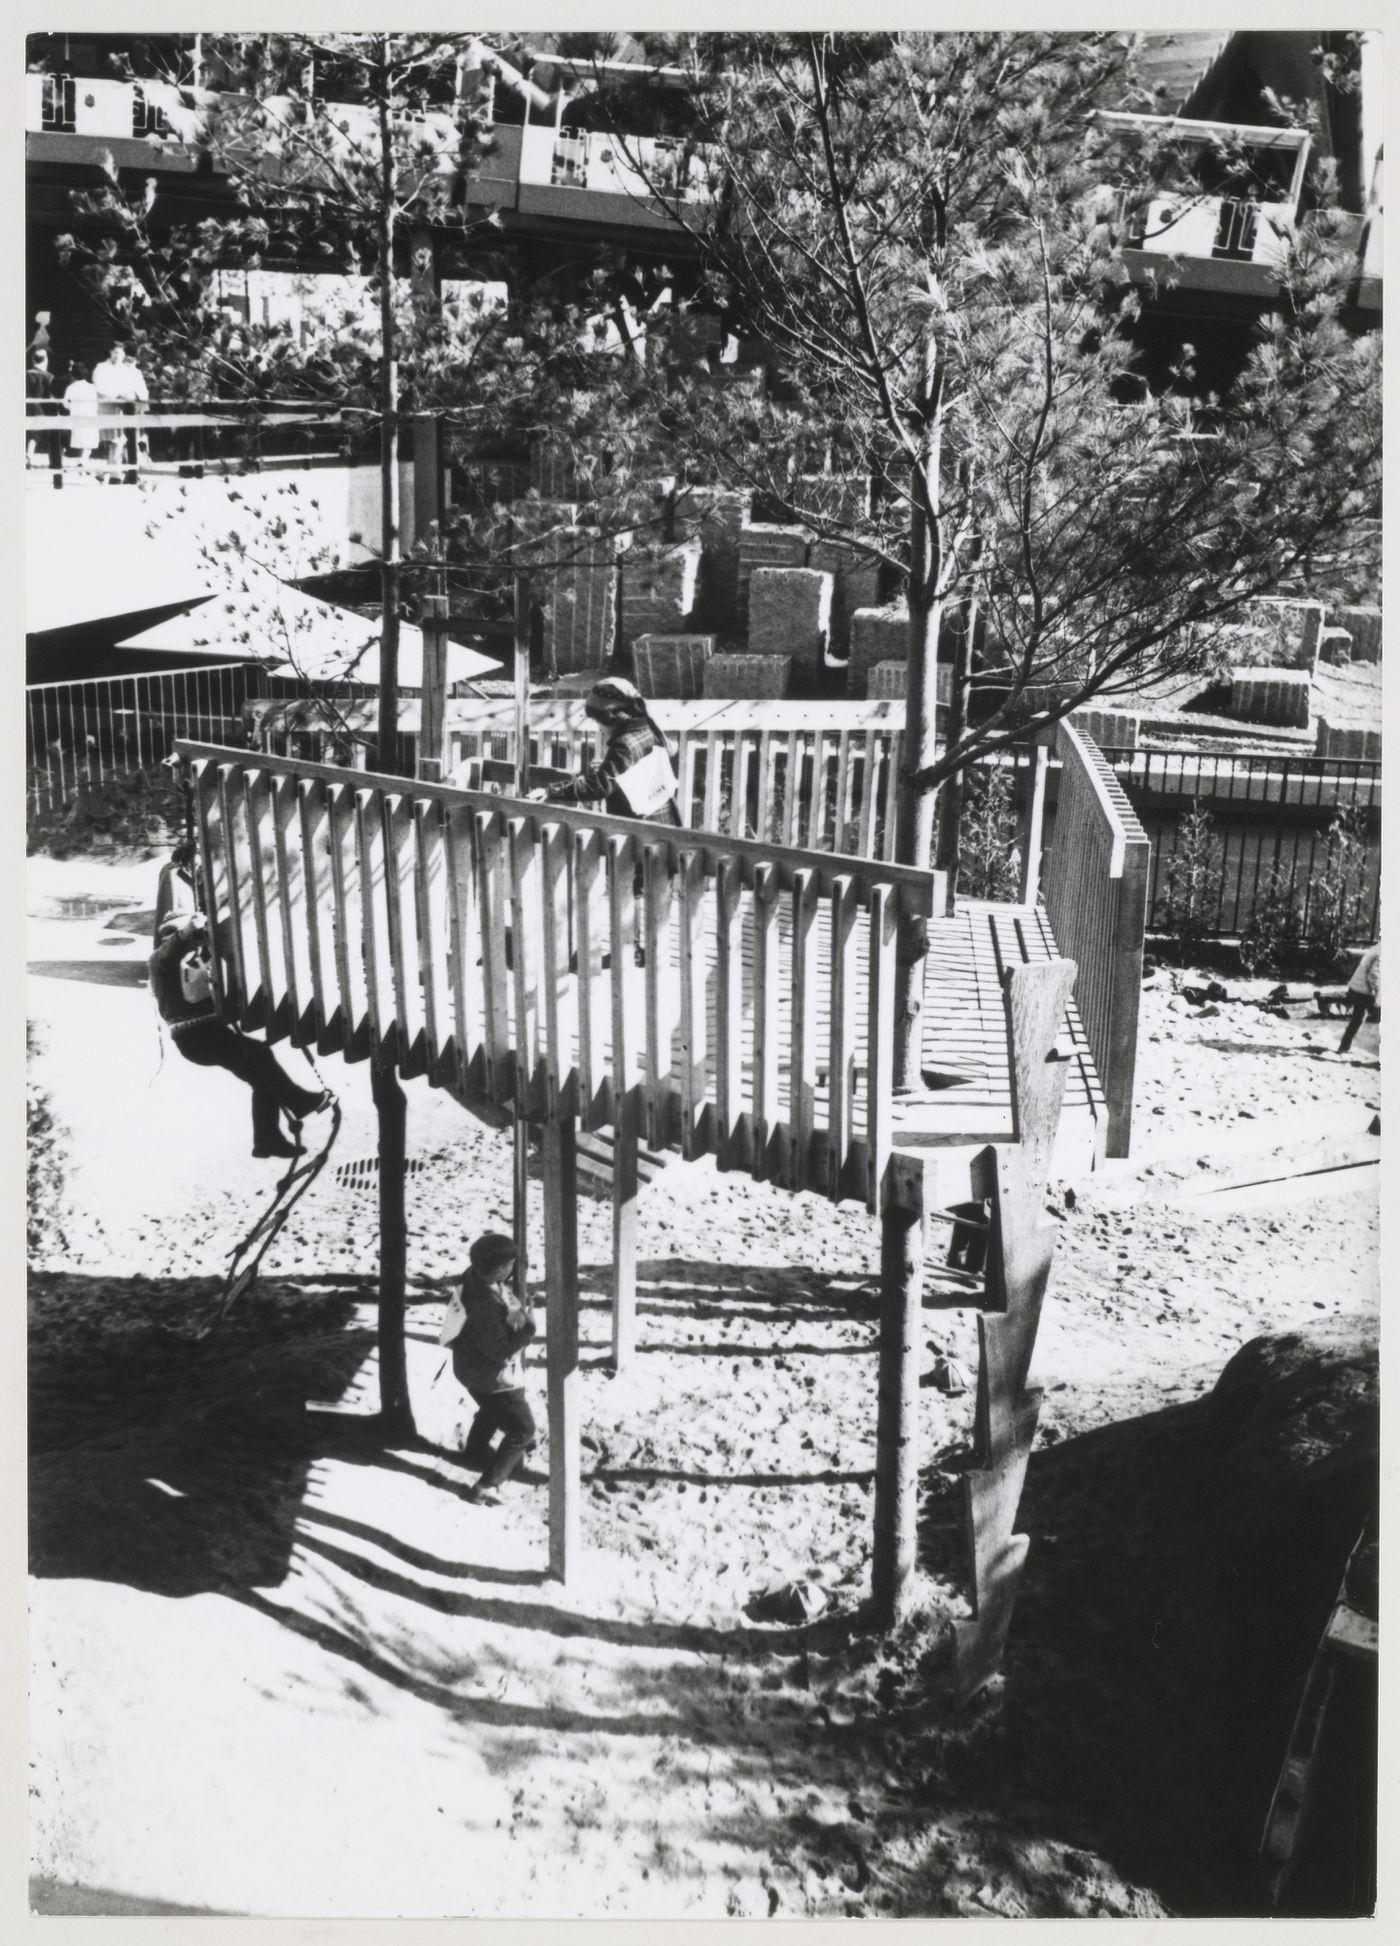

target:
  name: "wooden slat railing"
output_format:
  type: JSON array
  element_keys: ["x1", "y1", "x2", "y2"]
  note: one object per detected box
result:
[
  {"x1": 1039, "y1": 721, "x2": 1151, "y2": 1159},
  {"x1": 280, "y1": 698, "x2": 910, "y2": 861},
  {"x1": 181, "y1": 742, "x2": 936, "y2": 1213}
]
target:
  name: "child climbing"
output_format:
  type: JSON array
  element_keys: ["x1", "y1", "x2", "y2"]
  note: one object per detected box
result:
[
  {"x1": 148, "y1": 910, "x2": 334, "y2": 1158},
  {"x1": 533, "y1": 677, "x2": 680, "y2": 823},
  {"x1": 442, "y1": 1233, "x2": 538, "y2": 1507}
]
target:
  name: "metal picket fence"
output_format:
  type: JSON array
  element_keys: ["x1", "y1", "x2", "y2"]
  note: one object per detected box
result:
[
  {"x1": 27, "y1": 663, "x2": 264, "y2": 818},
  {"x1": 1097, "y1": 746, "x2": 1382, "y2": 944}
]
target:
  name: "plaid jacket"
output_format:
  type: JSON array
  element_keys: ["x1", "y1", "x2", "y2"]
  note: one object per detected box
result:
[{"x1": 545, "y1": 719, "x2": 676, "y2": 818}]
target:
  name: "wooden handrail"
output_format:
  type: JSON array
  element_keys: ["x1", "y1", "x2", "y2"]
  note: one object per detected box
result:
[
  {"x1": 1042, "y1": 721, "x2": 1151, "y2": 1159},
  {"x1": 179, "y1": 741, "x2": 937, "y2": 1213}
]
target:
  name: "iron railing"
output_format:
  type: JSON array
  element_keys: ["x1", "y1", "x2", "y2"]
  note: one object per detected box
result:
[
  {"x1": 1098, "y1": 746, "x2": 1382, "y2": 945},
  {"x1": 26, "y1": 664, "x2": 264, "y2": 818}
]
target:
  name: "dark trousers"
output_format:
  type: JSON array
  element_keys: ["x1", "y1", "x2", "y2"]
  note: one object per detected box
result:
[
  {"x1": 462, "y1": 1386, "x2": 536, "y2": 1489},
  {"x1": 1339, "y1": 993, "x2": 1378, "y2": 1053},
  {"x1": 173, "y1": 1020, "x2": 322, "y2": 1148}
]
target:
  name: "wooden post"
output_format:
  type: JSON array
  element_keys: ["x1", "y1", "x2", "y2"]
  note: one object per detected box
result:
[
  {"x1": 1106, "y1": 838, "x2": 1151, "y2": 1159},
  {"x1": 510, "y1": 574, "x2": 531, "y2": 1308},
  {"x1": 513, "y1": 572, "x2": 532, "y2": 789},
  {"x1": 543, "y1": 1106, "x2": 581, "y2": 1583},
  {"x1": 418, "y1": 575, "x2": 450, "y2": 783},
  {"x1": 952, "y1": 958, "x2": 1076, "y2": 1699},
  {"x1": 1017, "y1": 742, "x2": 1049, "y2": 907},
  {"x1": 609, "y1": 834, "x2": 641, "y2": 1368},
  {"x1": 872, "y1": 1153, "x2": 925, "y2": 1629}
]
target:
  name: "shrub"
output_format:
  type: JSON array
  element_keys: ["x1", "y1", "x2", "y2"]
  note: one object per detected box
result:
[
  {"x1": 1159, "y1": 800, "x2": 1223, "y2": 955},
  {"x1": 958, "y1": 762, "x2": 1022, "y2": 902},
  {"x1": 1239, "y1": 860, "x2": 1304, "y2": 975},
  {"x1": 1308, "y1": 803, "x2": 1374, "y2": 971}
]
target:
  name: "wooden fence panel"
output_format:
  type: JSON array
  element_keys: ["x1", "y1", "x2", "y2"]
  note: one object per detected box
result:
[
  {"x1": 1041, "y1": 722, "x2": 1151, "y2": 1158},
  {"x1": 180, "y1": 744, "x2": 937, "y2": 1209}
]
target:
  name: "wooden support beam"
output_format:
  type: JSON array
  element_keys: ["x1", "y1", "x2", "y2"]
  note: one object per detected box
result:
[
  {"x1": 543, "y1": 1107, "x2": 581, "y2": 1584},
  {"x1": 1017, "y1": 743, "x2": 1049, "y2": 907},
  {"x1": 609, "y1": 834, "x2": 642, "y2": 1369},
  {"x1": 872, "y1": 1150, "x2": 925, "y2": 1629}
]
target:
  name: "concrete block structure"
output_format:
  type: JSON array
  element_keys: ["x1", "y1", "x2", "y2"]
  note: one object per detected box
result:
[
  {"x1": 808, "y1": 538, "x2": 882, "y2": 662},
  {"x1": 1336, "y1": 605, "x2": 1382, "y2": 663},
  {"x1": 534, "y1": 530, "x2": 617, "y2": 676},
  {"x1": 847, "y1": 606, "x2": 911, "y2": 695},
  {"x1": 617, "y1": 536, "x2": 702, "y2": 649},
  {"x1": 703, "y1": 652, "x2": 791, "y2": 699},
  {"x1": 692, "y1": 489, "x2": 747, "y2": 636},
  {"x1": 632, "y1": 633, "x2": 715, "y2": 700},
  {"x1": 736, "y1": 521, "x2": 808, "y2": 633},
  {"x1": 1230, "y1": 598, "x2": 1324, "y2": 671},
  {"x1": 1315, "y1": 717, "x2": 1382, "y2": 761},
  {"x1": 747, "y1": 567, "x2": 832, "y2": 672},
  {"x1": 1070, "y1": 706, "x2": 1139, "y2": 750},
  {"x1": 868, "y1": 660, "x2": 954, "y2": 705},
  {"x1": 1318, "y1": 627, "x2": 1355, "y2": 665},
  {"x1": 1228, "y1": 666, "x2": 1313, "y2": 729}
]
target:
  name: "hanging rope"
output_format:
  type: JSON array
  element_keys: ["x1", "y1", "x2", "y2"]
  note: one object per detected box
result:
[{"x1": 165, "y1": 1098, "x2": 343, "y2": 1342}]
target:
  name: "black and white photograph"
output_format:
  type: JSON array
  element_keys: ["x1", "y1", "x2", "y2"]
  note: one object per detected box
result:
[{"x1": 24, "y1": 24, "x2": 1382, "y2": 1921}]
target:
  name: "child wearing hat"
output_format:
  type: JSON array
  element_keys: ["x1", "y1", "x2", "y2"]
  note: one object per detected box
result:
[
  {"x1": 536, "y1": 677, "x2": 680, "y2": 823},
  {"x1": 445, "y1": 1233, "x2": 538, "y2": 1506}
]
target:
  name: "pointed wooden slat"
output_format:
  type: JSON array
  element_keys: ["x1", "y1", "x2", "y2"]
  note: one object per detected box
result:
[
  {"x1": 241, "y1": 769, "x2": 285, "y2": 1040},
  {"x1": 473, "y1": 809, "x2": 514, "y2": 1104},
  {"x1": 753, "y1": 861, "x2": 782, "y2": 1178},
  {"x1": 272, "y1": 771, "x2": 313, "y2": 1045},
  {"x1": 326, "y1": 781, "x2": 370, "y2": 1059},
  {"x1": 789, "y1": 867, "x2": 819, "y2": 1191},
  {"x1": 754, "y1": 731, "x2": 774, "y2": 845},
  {"x1": 714, "y1": 853, "x2": 748, "y2": 1172},
  {"x1": 573, "y1": 826, "x2": 610, "y2": 1129},
  {"x1": 834, "y1": 731, "x2": 853, "y2": 856},
  {"x1": 781, "y1": 732, "x2": 801, "y2": 849},
  {"x1": 539, "y1": 819, "x2": 578, "y2": 1120},
  {"x1": 677, "y1": 845, "x2": 710, "y2": 1160},
  {"x1": 858, "y1": 730, "x2": 881, "y2": 861},
  {"x1": 385, "y1": 792, "x2": 427, "y2": 1078},
  {"x1": 642, "y1": 839, "x2": 676, "y2": 1152},
  {"x1": 700, "y1": 733, "x2": 722, "y2": 833},
  {"x1": 443, "y1": 803, "x2": 483, "y2": 1095},
  {"x1": 608, "y1": 832, "x2": 643, "y2": 1368},
  {"x1": 296, "y1": 778, "x2": 340, "y2": 1054},
  {"x1": 828, "y1": 873, "x2": 859, "y2": 1199},
  {"x1": 354, "y1": 790, "x2": 396, "y2": 1059},
  {"x1": 413, "y1": 799, "x2": 453, "y2": 1083},
  {"x1": 191, "y1": 761, "x2": 232, "y2": 1022},
  {"x1": 215, "y1": 765, "x2": 258, "y2": 1028},
  {"x1": 508, "y1": 814, "x2": 543, "y2": 1118}
]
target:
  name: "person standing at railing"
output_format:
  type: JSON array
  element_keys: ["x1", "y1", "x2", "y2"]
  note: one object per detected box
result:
[
  {"x1": 26, "y1": 348, "x2": 60, "y2": 470},
  {"x1": 93, "y1": 341, "x2": 149, "y2": 472},
  {"x1": 531, "y1": 676, "x2": 680, "y2": 823},
  {"x1": 61, "y1": 360, "x2": 101, "y2": 473}
]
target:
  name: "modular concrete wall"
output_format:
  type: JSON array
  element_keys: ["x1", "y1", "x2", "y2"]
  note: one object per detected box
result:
[{"x1": 747, "y1": 567, "x2": 832, "y2": 672}]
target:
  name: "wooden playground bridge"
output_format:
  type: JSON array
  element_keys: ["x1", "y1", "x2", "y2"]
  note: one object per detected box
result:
[{"x1": 179, "y1": 737, "x2": 1119, "y2": 1685}]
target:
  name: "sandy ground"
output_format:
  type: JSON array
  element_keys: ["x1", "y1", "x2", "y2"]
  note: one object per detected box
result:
[{"x1": 26, "y1": 849, "x2": 1380, "y2": 1918}]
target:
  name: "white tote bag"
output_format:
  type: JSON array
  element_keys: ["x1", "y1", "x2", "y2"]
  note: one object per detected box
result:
[{"x1": 614, "y1": 740, "x2": 678, "y2": 817}]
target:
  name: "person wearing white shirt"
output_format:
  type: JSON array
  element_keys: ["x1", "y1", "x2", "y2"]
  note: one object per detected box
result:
[
  {"x1": 1339, "y1": 942, "x2": 1380, "y2": 1053},
  {"x1": 62, "y1": 361, "x2": 100, "y2": 471},
  {"x1": 92, "y1": 343, "x2": 149, "y2": 469}
]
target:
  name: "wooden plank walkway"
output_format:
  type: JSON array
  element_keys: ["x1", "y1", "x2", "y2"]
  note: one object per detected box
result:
[{"x1": 484, "y1": 885, "x2": 1104, "y2": 1170}]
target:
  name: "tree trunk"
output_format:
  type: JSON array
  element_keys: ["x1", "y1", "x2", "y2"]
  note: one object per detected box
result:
[
  {"x1": 933, "y1": 597, "x2": 974, "y2": 916},
  {"x1": 892, "y1": 318, "x2": 943, "y2": 1091},
  {"x1": 372, "y1": 1051, "x2": 414, "y2": 1440},
  {"x1": 372, "y1": 42, "x2": 414, "y2": 1441}
]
